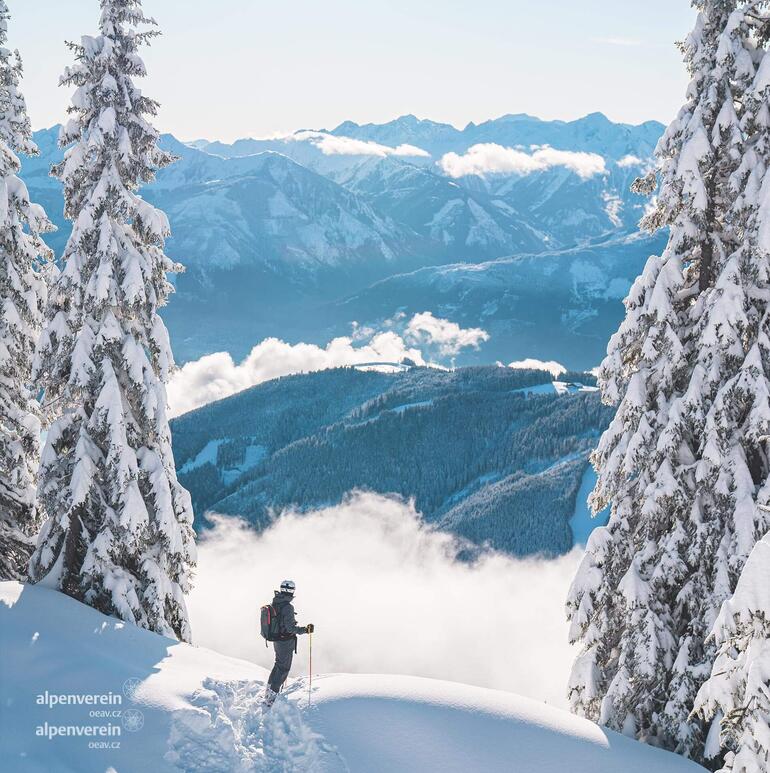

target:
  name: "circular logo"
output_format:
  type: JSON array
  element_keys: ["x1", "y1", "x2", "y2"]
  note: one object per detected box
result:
[
  {"x1": 122, "y1": 678, "x2": 142, "y2": 702},
  {"x1": 122, "y1": 708, "x2": 144, "y2": 733}
]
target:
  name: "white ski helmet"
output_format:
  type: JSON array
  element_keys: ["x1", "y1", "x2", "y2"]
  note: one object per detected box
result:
[{"x1": 280, "y1": 580, "x2": 296, "y2": 596}]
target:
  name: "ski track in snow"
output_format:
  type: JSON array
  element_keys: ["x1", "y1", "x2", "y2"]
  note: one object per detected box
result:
[{"x1": 166, "y1": 678, "x2": 338, "y2": 772}]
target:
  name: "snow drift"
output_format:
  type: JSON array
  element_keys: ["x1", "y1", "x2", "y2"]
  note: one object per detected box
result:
[{"x1": 0, "y1": 580, "x2": 705, "y2": 772}]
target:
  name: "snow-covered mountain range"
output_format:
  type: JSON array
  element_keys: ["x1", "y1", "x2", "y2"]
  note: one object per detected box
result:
[
  {"x1": 26, "y1": 113, "x2": 664, "y2": 366},
  {"x1": 181, "y1": 112, "x2": 662, "y2": 260},
  {"x1": 208, "y1": 111, "x2": 663, "y2": 164}
]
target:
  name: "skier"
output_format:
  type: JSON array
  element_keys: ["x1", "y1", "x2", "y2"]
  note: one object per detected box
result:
[{"x1": 264, "y1": 580, "x2": 314, "y2": 706}]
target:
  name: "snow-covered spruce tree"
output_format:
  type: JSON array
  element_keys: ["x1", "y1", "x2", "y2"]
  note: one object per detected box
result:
[
  {"x1": 567, "y1": 1, "x2": 770, "y2": 760},
  {"x1": 693, "y1": 15, "x2": 770, "y2": 770},
  {"x1": 695, "y1": 535, "x2": 770, "y2": 771},
  {"x1": 0, "y1": 0, "x2": 55, "y2": 581},
  {"x1": 28, "y1": 0, "x2": 196, "y2": 642}
]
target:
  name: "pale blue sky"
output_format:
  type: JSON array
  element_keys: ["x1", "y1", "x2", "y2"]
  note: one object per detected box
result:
[{"x1": 12, "y1": 1, "x2": 695, "y2": 142}]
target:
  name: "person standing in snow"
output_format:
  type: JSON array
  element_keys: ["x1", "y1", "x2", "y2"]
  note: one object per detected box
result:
[{"x1": 265, "y1": 580, "x2": 314, "y2": 704}]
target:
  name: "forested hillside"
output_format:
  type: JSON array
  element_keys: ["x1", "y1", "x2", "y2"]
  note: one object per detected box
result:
[{"x1": 171, "y1": 366, "x2": 613, "y2": 556}]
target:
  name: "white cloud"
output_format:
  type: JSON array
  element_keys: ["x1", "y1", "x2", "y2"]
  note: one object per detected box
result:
[
  {"x1": 168, "y1": 333, "x2": 424, "y2": 417},
  {"x1": 188, "y1": 492, "x2": 580, "y2": 708},
  {"x1": 439, "y1": 143, "x2": 606, "y2": 179},
  {"x1": 617, "y1": 154, "x2": 644, "y2": 167},
  {"x1": 168, "y1": 314, "x2": 489, "y2": 416},
  {"x1": 293, "y1": 130, "x2": 431, "y2": 158},
  {"x1": 508, "y1": 358, "x2": 567, "y2": 378},
  {"x1": 405, "y1": 311, "x2": 489, "y2": 356}
]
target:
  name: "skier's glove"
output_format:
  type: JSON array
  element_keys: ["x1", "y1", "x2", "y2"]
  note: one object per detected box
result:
[{"x1": 306, "y1": 623, "x2": 315, "y2": 634}]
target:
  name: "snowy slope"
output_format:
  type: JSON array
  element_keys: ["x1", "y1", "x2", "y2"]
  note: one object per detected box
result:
[
  {"x1": 334, "y1": 156, "x2": 549, "y2": 257},
  {"x1": 1, "y1": 581, "x2": 705, "y2": 773},
  {"x1": 306, "y1": 675, "x2": 703, "y2": 773},
  {"x1": 0, "y1": 581, "x2": 266, "y2": 773}
]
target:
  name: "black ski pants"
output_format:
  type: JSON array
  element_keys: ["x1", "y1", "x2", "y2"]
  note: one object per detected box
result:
[{"x1": 268, "y1": 638, "x2": 296, "y2": 693}]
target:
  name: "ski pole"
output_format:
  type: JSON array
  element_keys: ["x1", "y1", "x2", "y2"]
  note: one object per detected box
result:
[{"x1": 308, "y1": 632, "x2": 313, "y2": 705}]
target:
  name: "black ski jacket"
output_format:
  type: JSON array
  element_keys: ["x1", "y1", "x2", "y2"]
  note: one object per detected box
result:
[{"x1": 272, "y1": 591, "x2": 307, "y2": 639}]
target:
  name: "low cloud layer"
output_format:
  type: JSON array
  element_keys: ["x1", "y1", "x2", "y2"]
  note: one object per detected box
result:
[
  {"x1": 294, "y1": 130, "x2": 431, "y2": 158},
  {"x1": 440, "y1": 143, "x2": 607, "y2": 179},
  {"x1": 188, "y1": 493, "x2": 580, "y2": 708},
  {"x1": 167, "y1": 313, "x2": 489, "y2": 416}
]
